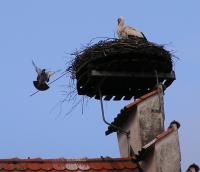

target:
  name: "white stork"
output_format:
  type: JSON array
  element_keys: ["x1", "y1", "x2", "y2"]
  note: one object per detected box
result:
[{"x1": 117, "y1": 16, "x2": 147, "y2": 40}]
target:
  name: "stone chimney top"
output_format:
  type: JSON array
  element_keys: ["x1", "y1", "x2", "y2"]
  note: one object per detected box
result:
[
  {"x1": 169, "y1": 120, "x2": 180, "y2": 130},
  {"x1": 186, "y1": 163, "x2": 199, "y2": 172}
]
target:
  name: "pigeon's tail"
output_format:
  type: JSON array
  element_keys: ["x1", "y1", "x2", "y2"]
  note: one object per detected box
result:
[{"x1": 33, "y1": 81, "x2": 49, "y2": 91}]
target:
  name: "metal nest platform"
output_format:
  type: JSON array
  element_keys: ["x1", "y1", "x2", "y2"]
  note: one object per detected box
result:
[{"x1": 68, "y1": 38, "x2": 176, "y2": 100}]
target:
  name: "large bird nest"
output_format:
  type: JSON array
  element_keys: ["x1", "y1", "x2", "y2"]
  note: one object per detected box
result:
[
  {"x1": 58, "y1": 38, "x2": 175, "y2": 117},
  {"x1": 68, "y1": 37, "x2": 173, "y2": 80},
  {"x1": 66, "y1": 37, "x2": 175, "y2": 100}
]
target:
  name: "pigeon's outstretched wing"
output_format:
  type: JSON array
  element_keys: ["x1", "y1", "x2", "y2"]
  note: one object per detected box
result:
[
  {"x1": 46, "y1": 69, "x2": 62, "y2": 79},
  {"x1": 32, "y1": 60, "x2": 42, "y2": 74}
]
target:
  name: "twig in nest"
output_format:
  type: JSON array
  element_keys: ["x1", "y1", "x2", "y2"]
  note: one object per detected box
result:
[
  {"x1": 67, "y1": 37, "x2": 174, "y2": 82},
  {"x1": 62, "y1": 37, "x2": 176, "y2": 116}
]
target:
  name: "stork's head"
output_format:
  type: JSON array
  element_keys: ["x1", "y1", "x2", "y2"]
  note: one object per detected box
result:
[{"x1": 117, "y1": 16, "x2": 124, "y2": 26}]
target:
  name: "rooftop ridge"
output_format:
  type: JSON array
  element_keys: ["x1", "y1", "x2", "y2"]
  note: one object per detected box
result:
[
  {"x1": 125, "y1": 89, "x2": 158, "y2": 110},
  {"x1": 0, "y1": 157, "x2": 140, "y2": 171},
  {"x1": 0, "y1": 157, "x2": 134, "y2": 163},
  {"x1": 142, "y1": 121, "x2": 180, "y2": 150}
]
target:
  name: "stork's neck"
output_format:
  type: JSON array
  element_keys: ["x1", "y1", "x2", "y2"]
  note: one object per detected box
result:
[
  {"x1": 118, "y1": 21, "x2": 124, "y2": 28},
  {"x1": 118, "y1": 22, "x2": 124, "y2": 33}
]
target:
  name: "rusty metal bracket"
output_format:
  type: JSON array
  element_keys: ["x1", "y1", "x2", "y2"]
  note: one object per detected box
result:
[
  {"x1": 98, "y1": 88, "x2": 129, "y2": 136},
  {"x1": 98, "y1": 88, "x2": 131, "y2": 156}
]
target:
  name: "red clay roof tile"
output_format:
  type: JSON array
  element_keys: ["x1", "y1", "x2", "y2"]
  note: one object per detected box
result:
[
  {"x1": 0, "y1": 157, "x2": 141, "y2": 172},
  {"x1": 143, "y1": 126, "x2": 178, "y2": 150},
  {"x1": 125, "y1": 89, "x2": 158, "y2": 110},
  {"x1": 137, "y1": 124, "x2": 180, "y2": 161}
]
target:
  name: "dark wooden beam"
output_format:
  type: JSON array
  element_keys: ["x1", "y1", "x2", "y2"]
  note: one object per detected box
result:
[
  {"x1": 113, "y1": 95, "x2": 124, "y2": 101},
  {"x1": 104, "y1": 95, "x2": 113, "y2": 101},
  {"x1": 90, "y1": 70, "x2": 176, "y2": 79},
  {"x1": 123, "y1": 95, "x2": 133, "y2": 100}
]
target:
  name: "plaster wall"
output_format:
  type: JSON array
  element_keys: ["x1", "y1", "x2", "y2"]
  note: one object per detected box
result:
[{"x1": 117, "y1": 91, "x2": 164, "y2": 157}]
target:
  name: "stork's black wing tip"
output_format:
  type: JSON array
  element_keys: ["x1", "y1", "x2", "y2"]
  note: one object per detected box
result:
[{"x1": 141, "y1": 32, "x2": 147, "y2": 41}]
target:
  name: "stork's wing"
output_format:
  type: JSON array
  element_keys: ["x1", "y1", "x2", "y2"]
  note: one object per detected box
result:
[
  {"x1": 32, "y1": 60, "x2": 42, "y2": 74},
  {"x1": 141, "y1": 32, "x2": 147, "y2": 41},
  {"x1": 124, "y1": 26, "x2": 145, "y2": 39}
]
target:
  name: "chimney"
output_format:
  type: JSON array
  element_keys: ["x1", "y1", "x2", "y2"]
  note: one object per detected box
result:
[
  {"x1": 106, "y1": 86, "x2": 165, "y2": 157},
  {"x1": 186, "y1": 164, "x2": 200, "y2": 172},
  {"x1": 140, "y1": 121, "x2": 181, "y2": 172},
  {"x1": 169, "y1": 120, "x2": 181, "y2": 130}
]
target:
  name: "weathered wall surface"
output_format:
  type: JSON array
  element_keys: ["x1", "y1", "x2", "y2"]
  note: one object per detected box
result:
[
  {"x1": 155, "y1": 130, "x2": 181, "y2": 172},
  {"x1": 142, "y1": 130, "x2": 181, "y2": 172},
  {"x1": 117, "y1": 108, "x2": 142, "y2": 157},
  {"x1": 117, "y1": 91, "x2": 165, "y2": 157},
  {"x1": 137, "y1": 93, "x2": 164, "y2": 146},
  {"x1": 142, "y1": 153, "x2": 156, "y2": 172}
]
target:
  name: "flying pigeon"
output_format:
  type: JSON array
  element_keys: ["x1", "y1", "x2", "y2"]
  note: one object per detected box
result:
[
  {"x1": 117, "y1": 16, "x2": 147, "y2": 40},
  {"x1": 32, "y1": 60, "x2": 60, "y2": 91}
]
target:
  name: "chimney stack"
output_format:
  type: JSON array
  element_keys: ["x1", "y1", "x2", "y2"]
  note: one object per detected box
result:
[{"x1": 106, "y1": 86, "x2": 165, "y2": 156}]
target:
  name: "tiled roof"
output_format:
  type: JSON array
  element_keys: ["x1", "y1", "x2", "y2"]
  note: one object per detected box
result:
[
  {"x1": 0, "y1": 157, "x2": 141, "y2": 172},
  {"x1": 143, "y1": 120, "x2": 180, "y2": 150},
  {"x1": 106, "y1": 89, "x2": 159, "y2": 135},
  {"x1": 142, "y1": 127, "x2": 174, "y2": 150},
  {"x1": 125, "y1": 90, "x2": 158, "y2": 110}
]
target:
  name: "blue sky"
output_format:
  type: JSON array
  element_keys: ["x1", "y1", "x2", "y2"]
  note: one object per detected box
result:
[{"x1": 0, "y1": 0, "x2": 199, "y2": 170}]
